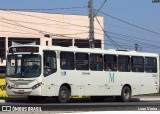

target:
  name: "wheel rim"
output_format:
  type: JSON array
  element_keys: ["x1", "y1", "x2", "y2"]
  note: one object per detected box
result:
[
  {"x1": 124, "y1": 89, "x2": 130, "y2": 99},
  {"x1": 60, "y1": 90, "x2": 68, "y2": 100}
]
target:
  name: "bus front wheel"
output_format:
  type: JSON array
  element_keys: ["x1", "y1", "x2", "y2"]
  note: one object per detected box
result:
[{"x1": 56, "y1": 86, "x2": 71, "y2": 103}]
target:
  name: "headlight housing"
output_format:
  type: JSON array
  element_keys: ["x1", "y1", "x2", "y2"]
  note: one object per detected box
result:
[{"x1": 32, "y1": 82, "x2": 42, "y2": 90}]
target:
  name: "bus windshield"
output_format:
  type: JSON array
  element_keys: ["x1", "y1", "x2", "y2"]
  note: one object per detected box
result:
[{"x1": 6, "y1": 54, "x2": 41, "y2": 78}]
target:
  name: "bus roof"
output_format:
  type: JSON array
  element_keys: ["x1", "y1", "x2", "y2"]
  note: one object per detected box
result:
[{"x1": 8, "y1": 45, "x2": 159, "y2": 57}]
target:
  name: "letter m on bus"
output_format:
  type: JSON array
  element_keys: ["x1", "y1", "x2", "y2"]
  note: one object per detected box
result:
[{"x1": 109, "y1": 73, "x2": 115, "y2": 83}]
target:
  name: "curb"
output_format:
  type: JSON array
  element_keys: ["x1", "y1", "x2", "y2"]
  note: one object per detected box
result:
[
  {"x1": 139, "y1": 98, "x2": 160, "y2": 101},
  {"x1": 133, "y1": 97, "x2": 160, "y2": 101}
]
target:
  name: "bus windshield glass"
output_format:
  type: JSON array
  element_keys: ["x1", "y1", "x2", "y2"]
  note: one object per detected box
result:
[{"x1": 6, "y1": 54, "x2": 41, "y2": 78}]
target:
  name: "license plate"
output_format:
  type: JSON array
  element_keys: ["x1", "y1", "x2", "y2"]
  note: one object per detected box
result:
[{"x1": 18, "y1": 90, "x2": 24, "y2": 94}]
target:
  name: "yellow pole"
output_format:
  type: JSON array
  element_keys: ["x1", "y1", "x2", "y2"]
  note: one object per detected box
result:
[{"x1": 0, "y1": 77, "x2": 8, "y2": 97}]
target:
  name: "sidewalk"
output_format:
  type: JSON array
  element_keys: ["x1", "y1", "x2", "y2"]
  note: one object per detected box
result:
[{"x1": 133, "y1": 96, "x2": 160, "y2": 101}]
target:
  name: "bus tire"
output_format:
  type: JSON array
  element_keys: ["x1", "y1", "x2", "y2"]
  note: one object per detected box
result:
[
  {"x1": 56, "y1": 86, "x2": 71, "y2": 103},
  {"x1": 116, "y1": 86, "x2": 131, "y2": 102}
]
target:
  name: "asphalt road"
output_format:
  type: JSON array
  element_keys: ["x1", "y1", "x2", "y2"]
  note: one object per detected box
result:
[{"x1": 0, "y1": 98, "x2": 160, "y2": 112}]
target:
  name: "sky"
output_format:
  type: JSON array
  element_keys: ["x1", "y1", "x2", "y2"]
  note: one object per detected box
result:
[{"x1": 0, "y1": 0, "x2": 160, "y2": 53}]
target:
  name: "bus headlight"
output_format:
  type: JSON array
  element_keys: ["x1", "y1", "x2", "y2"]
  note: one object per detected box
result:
[{"x1": 32, "y1": 82, "x2": 42, "y2": 90}]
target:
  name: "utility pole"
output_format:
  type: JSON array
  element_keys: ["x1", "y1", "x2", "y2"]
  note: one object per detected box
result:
[{"x1": 89, "y1": 0, "x2": 95, "y2": 48}]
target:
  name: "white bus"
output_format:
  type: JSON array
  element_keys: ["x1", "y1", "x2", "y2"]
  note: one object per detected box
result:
[{"x1": 6, "y1": 45, "x2": 159, "y2": 103}]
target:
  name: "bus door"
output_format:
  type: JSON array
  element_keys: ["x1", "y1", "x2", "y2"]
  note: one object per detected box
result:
[
  {"x1": 89, "y1": 54, "x2": 105, "y2": 95},
  {"x1": 75, "y1": 53, "x2": 89, "y2": 96},
  {"x1": 141, "y1": 57, "x2": 158, "y2": 94},
  {"x1": 42, "y1": 51, "x2": 58, "y2": 96}
]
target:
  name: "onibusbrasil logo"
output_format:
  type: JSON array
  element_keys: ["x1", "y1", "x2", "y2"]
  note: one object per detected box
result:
[{"x1": 1, "y1": 106, "x2": 42, "y2": 112}]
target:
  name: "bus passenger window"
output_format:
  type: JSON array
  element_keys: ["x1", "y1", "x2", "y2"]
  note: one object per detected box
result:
[
  {"x1": 76, "y1": 53, "x2": 89, "y2": 70},
  {"x1": 131, "y1": 57, "x2": 144, "y2": 72},
  {"x1": 90, "y1": 54, "x2": 103, "y2": 71},
  {"x1": 43, "y1": 51, "x2": 57, "y2": 76},
  {"x1": 118, "y1": 56, "x2": 130, "y2": 72},
  {"x1": 145, "y1": 57, "x2": 157, "y2": 73},
  {"x1": 60, "y1": 52, "x2": 75, "y2": 70},
  {"x1": 104, "y1": 55, "x2": 117, "y2": 71}
]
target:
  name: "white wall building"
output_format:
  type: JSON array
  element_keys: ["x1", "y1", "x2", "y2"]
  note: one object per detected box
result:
[{"x1": 0, "y1": 10, "x2": 104, "y2": 73}]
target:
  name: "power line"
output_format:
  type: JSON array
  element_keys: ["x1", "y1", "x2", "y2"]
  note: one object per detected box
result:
[
  {"x1": 1, "y1": 9, "x2": 90, "y2": 21},
  {"x1": 0, "y1": 16, "x2": 89, "y2": 39},
  {"x1": 1, "y1": 10, "x2": 103, "y2": 32},
  {"x1": 93, "y1": 0, "x2": 127, "y2": 49},
  {"x1": 106, "y1": 31, "x2": 160, "y2": 44},
  {"x1": 0, "y1": 17, "x2": 45, "y2": 34},
  {"x1": 0, "y1": 23, "x2": 39, "y2": 35},
  {"x1": 95, "y1": 16, "x2": 124, "y2": 49},
  {"x1": 89, "y1": 28, "x2": 160, "y2": 50},
  {"x1": 104, "y1": 22, "x2": 160, "y2": 38},
  {"x1": 88, "y1": 0, "x2": 107, "y2": 48},
  {"x1": 0, "y1": 17, "x2": 89, "y2": 33},
  {"x1": 107, "y1": 35, "x2": 160, "y2": 49},
  {"x1": 2, "y1": 10, "x2": 90, "y2": 29},
  {"x1": 94, "y1": 0, "x2": 107, "y2": 16},
  {"x1": 95, "y1": 27, "x2": 160, "y2": 48},
  {"x1": 102, "y1": 30, "x2": 160, "y2": 50},
  {"x1": 0, "y1": 6, "x2": 87, "y2": 11},
  {"x1": 96, "y1": 9, "x2": 160, "y2": 36},
  {"x1": 0, "y1": 30, "x2": 40, "y2": 36},
  {"x1": 103, "y1": 40, "x2": 160, "y2": 53},
  {"x1": 0, "y1": 14, "x2": 90, "y2": 35},
  {"x1": 95, "y1": 30, "x2": 160, "y2": 50}
]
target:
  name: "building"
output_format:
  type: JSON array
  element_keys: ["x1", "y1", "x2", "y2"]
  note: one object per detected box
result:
[{"x1": 0, "y1": 10, "x2": 104, "y2": 74}]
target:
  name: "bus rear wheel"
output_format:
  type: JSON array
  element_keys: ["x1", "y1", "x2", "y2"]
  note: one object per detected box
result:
[
  {"x1": 115, "y1": 86, "x2": 131, "y2": 102},
  {"x1": 56, "y1": 86, "x2": 71, "y2": 103}
]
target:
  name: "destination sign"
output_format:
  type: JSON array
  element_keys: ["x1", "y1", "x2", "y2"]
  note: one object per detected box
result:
[{"x1": 9, "y1": 47, "x2": 39, "y2": 53}]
